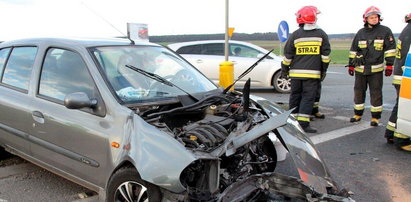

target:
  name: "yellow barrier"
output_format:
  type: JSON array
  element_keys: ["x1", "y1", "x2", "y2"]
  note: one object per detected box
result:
[{"x1": 219, "y1": 61, "x2": 234, "y2": 91}]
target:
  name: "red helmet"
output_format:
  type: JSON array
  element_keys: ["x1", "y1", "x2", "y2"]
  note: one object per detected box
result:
[
  {"x1": 363, "y1": 6, "x2": 382, "y2": 22},
  {"x1": 405, "y1": 13, "x2": 411, "y2": 23},
  {"x1": 296, "y1": 6, "x2": 319, "y2": 24}
]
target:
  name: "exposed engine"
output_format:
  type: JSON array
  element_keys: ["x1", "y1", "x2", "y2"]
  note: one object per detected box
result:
[{"x1": 134, "y1": 90, "x2": 279, "y2": 200}]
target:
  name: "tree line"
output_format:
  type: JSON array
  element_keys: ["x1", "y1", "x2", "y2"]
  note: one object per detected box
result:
[{"x1": 149, "y1": 32, "x2": 358, "y2": 43}]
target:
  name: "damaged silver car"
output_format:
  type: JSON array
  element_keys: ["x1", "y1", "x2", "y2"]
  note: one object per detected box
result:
[{"x1": 0, "y1": 38, "x2": 352, "y2": 201}]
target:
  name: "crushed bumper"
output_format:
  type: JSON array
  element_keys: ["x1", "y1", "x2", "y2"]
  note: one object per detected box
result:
[{"x1": 217, "y1": 172, "x2": 354, "y2": 202}]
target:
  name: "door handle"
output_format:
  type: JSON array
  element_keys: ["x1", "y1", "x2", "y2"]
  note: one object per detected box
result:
[
  {"x1": 32, "y1": 111, "x2": 45, "y2": 124},
  {"x1": 32, "y1": 111, "x2": 44, "y2": 118},
  {"x1": 196, "y1": 59, "x2": 203, "y2": 63}
]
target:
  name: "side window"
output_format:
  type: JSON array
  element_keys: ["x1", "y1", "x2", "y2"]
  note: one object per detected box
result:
[
  {"x1": 0, "y1": 48, "x2": 11, "y2": 77},
  {"x1": 1, "y1": 47, "x2": 37, "y2": 91},
  {"x1": 176, "y1": 45, "x2": 201, "y2": 54},
  {"x1": 39, "y1": 48, "x2": 96, "y2": 102},
  {"x1": 201, "y1": 43, "x2": 224, "y2": 55},
  {"x1": 230, "y1": 44, "x2": 261, "y2": 58}
]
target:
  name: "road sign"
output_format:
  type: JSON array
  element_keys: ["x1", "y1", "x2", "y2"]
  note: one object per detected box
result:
[{"x1": 277, "y1": 21, "x2": 289, "y2": 42}]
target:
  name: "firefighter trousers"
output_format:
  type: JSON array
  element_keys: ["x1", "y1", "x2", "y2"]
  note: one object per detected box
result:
[
  {"x1": 385, "y1": 85, "x2": 400, "y2": 139},
  {"x1": 312, "y1": 82, "x2": 322, "y2": 115},
  {"x1": 353, "y1": 72, "x2": 383, "y2": 119},
  {"x1": 289, "y1": 79, "x2": 319, "y2": 127}
]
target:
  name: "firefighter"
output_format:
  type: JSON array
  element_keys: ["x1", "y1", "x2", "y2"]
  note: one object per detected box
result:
[
  {"x1": 348, "y1": 6, "x2": 396, "y2": 126},
  {"x1": 281, "y1": 5, "x2": 331, "y2": 133},
  {"x1": 387, "y1": 13, "x2": 411, "y2": 150}
]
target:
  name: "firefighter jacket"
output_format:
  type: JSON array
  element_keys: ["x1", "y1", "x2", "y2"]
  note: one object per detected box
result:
[
  {"x1": 281, "y1": 27, "x2": 331, "y2": 79},
  {"x1": 349, "y1": 24, "x2": 396, "y2": 75},
  {"x1": 393, "y1": 22, "x2": 411, "y2": 85}
]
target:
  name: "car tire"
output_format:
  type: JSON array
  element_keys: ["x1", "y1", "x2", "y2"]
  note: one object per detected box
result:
[
  {"x1": 272, "y1": 71, "x2": 291, "y2": 93},
  {"x1": 107, "y1": 166, "x2": 162, "y2": 202}
]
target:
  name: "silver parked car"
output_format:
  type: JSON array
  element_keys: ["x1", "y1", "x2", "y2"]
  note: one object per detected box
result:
[
  {"x1": 0, "y1": 38, "x2": 351, "y2": 201},
  {"x1": 168, "y1": 40, "x2": 291, "y2": 93}
]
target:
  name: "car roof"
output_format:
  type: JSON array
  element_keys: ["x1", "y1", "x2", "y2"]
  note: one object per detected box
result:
[
  {"x1": 168, "y1": 40, "x2": 257, "y2": 50},
  {"x1": 168, "y1": 40, "x2": 283, "y2": 61},
  {"x1": 0, "y1": 37, "x2": 161, "y2": 48}
]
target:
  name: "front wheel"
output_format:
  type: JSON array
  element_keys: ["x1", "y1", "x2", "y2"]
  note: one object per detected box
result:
[
  {"x1": 272, "y1": 71, "x2": 291, "y2": 93},
  {"x1": 107, "y1": 166, "x2": 162, "y2": 202}
]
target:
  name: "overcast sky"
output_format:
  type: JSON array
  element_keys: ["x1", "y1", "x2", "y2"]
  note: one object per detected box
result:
[{"x1": 0, "y1": 0, "x2": 409, "y2": 41}]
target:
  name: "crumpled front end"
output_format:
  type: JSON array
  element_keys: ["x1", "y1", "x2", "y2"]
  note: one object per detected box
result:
[
  {"x1": 127, "y1": 91, "x2": 352, "y2": 201},
  {"x1": 217, "y1": 172, "x2": 353, "y2": 202}
]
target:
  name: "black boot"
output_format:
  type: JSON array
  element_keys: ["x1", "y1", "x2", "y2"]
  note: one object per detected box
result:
[
  {"x1": 313, "y1": 112, "x2": 325, "y2": 119},
  {"x1": 302, "y1": 125, "x2": 317, "y2": 133}
]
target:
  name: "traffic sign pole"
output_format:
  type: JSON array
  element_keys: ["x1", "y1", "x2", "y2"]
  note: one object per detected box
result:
[{"x1": 277, "y1": 21, "x2": 289, "y2": 56}]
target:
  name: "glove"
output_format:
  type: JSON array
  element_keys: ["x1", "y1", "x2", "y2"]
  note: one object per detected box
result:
[
  {"x1": 348, "y1": 66, "x2": 355, "y2": 76},
  {"x1": 281, "y1": 70, "x2": 289, "y2": 79},
  {"x1": 321, "y1": 72, "x2": 326, "y2": 81},
  {"x1": 352, "y1": 55, "x2": 364, "y2": 67},
  {"x1": 385, "y1": 66, "x2": 393, "y2": 77}
]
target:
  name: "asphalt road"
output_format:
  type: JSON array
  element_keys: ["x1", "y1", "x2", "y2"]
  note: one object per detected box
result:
[
  {"x1": 251, "y1": 65, "x2": 410, "y2": 202},
  {"x1": 0, "y1": 65, "x2": 410, "y2": 201}
]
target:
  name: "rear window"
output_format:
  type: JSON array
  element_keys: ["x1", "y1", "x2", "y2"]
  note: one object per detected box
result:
[
  {"x1": 1, "y1": 47, "x2": 37, "y2": 91},
  {"x1": 201, "y1": 43, "x2": 224, "y2": 55},
  {"x1": 176, "y1": 45, "x2": 201, "y2": 54}
]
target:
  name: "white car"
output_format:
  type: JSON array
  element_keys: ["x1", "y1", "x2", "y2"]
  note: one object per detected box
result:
[{"x1": 168, "y1": 40, "x2": 291, "y2": 93}]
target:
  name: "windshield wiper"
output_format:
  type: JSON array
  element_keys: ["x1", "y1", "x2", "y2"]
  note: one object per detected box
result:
[
  {"x1": 223, "y1": 48, "x2": 275, "y2": 93},
  {"x1": 125, "y1": 65, "x2": 199, "y2": 102}
]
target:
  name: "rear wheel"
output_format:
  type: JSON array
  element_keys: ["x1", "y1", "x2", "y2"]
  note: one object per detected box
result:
[
  {"x1": 107, "y1": 166, "x2": 162, "y2": 202},
  {"x1": 272, "y1": 71, "x2": 291, "y2": 93}
]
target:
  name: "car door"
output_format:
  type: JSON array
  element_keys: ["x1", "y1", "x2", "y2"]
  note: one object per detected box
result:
[
  {"x1": 178, "y1": 43, "x2": 224, "y2": 84},
  {"x1": 30, "y1": 48, "x2": 109, "y2": 186},
  {"x1": 0, "y1": 47, "x2": 38, "y2": 155},
  {"x1": 229, "y1": 43, "x2": 274, "y2": 87}
]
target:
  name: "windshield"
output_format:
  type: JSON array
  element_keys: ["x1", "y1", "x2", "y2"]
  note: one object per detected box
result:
[{"x1": 91, "y1": 45, "x2": 217, "y2": 103}]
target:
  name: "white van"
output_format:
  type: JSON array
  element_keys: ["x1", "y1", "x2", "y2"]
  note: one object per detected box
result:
[{"x1": 396, "y1": 48, "x2": 411, "y2": 145}]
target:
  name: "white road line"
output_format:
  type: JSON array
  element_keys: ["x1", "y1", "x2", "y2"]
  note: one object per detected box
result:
[{"x1": 311, "y1": 122, "x2": 372, "y2": 144}]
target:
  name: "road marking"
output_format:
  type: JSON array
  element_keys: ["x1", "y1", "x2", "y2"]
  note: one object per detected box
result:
[
  {"x1": 332, "y1": 116, "x2": 350, "y2": 121},
  {"x1": 311, "y1": 122, "x2": 372, "y2": 144}
]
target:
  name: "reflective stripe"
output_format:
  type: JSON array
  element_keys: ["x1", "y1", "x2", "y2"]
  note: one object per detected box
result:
[
  {"x1": 321, "y1": 55, "x2": 330, "y2": 63},
  {"x1": 289, "y1": 69, "x2": 321, "y2": 79},
  {"x1": 354, "y1": 104, "x2": 364, "y2": 110},
  {"x1": 282, "y1": 57, "x2": 292, "y2": 66},
  {"x1": 297, "y1": 114, "x2": 311, "y2": 122},
  {"x1": 294, "y1": 37, "x2": 323, "y2": 44},
  {"x1": 387, "y1": 121, "x2": 397, "y2": 132},
  {"x1": 394, "y1": 132, "x2": 410, "y2": 139},
  {"x1": 295, "y1": 41, "x2": 322, "y2": 46},
  {"x1": 388, "y1": 121, "x2": 396, "y2": 128},
  {"x1": 349, "y1": 51, "x2": 357, "y2": 58},
  {"x1": 396, "y1": 40, "x2": 402, "y2": 59},
  {"x1": 392, "y1": 75, "x2": 402, "y2": 85},
  {"x1": 313, "y1": 102, "x2": 320, "y2": 108},
  {"x1": 370, "y1": 106, "x2": 383, "y2": 112},
  {"x1": 374, "y1": 39, "x2": 384, "y2": 44},
  {"x1": 384, "y1": 49, "x2": 396, "y2": 57},
  {"x1": 386, "y1": 124, "x2": 395, "y2": 132},
  {"x1": 355, "y1": 63, "x2": 384, "y2": 73},
  {"x1": 358, "y1": 40, "x2": 367, "y2": 48},
  {"x1": 289, "y1": 73, "x2": 321, "y2": 79}
]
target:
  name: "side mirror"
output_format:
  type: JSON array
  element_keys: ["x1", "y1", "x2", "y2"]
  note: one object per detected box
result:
[{"x1": 64, "y1": 92, "x2": 97, "y2": 109}]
